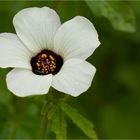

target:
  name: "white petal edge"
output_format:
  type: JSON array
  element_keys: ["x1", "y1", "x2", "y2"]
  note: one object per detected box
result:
[
  {"x1": 52, "y1": 58, "x2": 96, "y2": 97},
  {"x1": 6, "y1": 68, "x2": 52, "y2": 97},
  {"x1": 53, "y1": 16, "x2": 100, "y2": 60},
  {"x1": 0, "y1": 32, "x2": 20, "y2": 40},
  {"x1": 0, "y1": 33, "x2": 32, "y2": 69},
  {"x1": 13, "y1": 7, "x2": 61, "y2": 53}
]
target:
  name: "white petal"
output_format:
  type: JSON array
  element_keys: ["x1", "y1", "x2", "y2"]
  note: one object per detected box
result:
[
  {"x1": 13, "y1": 7, "x2": 61, "y2": 53},
  {"x1": 52, "y1": 59, "x2": 96, "y2": 97},
  {"x1": 0, "y1": 32, "x2": 19, "y2": 40},
  {"x1": 0, "y1": 33, "x2": 32, "y2": 69},
  {"x1": 53, "y1": 16, "x2": 100, "y2": 60},
  {"x1": 6, "y1": 68, "x2": 52, "y2": 97}
]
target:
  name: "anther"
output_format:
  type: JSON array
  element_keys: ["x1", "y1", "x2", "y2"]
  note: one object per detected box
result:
[
  {"x1": 49, "y1": 55, "x2": 55, "y2": 60},
  {"x1": 31, "y1": 49, "x2": 63, "y2": 75},
  {"x1": 41, "y1": 54, "x2": 47, "y2": 58}
]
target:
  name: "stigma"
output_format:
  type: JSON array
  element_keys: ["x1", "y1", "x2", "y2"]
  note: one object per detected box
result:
[{"x1": 31, "y1": 49, "x2": 63, "y2": 75}]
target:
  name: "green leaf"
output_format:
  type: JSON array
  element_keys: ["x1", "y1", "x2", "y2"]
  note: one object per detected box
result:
[
  {"x1": 60, "y1": 103, "x2": 98, "y2": 139},
  {"x1": 86, "y1": 1, "x2": 136, "y2": 32},
  {"x1": 41, "y1": 101, "x2": 57, "y2": 120},
  {"x1": 40, "y1": 101, "x2": 58, "y2": 138},
  {"x1": 51, "y1": 108, "x2": 67, "y2": 140}
]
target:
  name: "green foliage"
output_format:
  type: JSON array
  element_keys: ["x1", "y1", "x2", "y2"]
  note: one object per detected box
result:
[
  {"x1": 86, "y1": 1, "x2": 136, "y2": 32},
  {"x1": 61, "y1": 102, "x2": 98, "y2": 139},
  {"x1": 41, "y1": 101, "x2": 57, "y2": 120},
  {"x1": 41, "y1": 92, "x2": 98, "y2": 139},
  {"x1": 51, "y1": 108, "x2": 67, "y2": 140}
]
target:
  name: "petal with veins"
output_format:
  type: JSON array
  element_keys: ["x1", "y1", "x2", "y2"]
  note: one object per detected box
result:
[
  {"x1": 52, "y1": 58, "x2": 96, "y2": 97},
  {"x1": 6, "y1": 68, "x2": 52, "y2": 97}
]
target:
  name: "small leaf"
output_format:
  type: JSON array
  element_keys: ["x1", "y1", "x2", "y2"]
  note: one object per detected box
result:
[
  {"x1": 41, "y1": 101, "x2": 57, "y2": 120},
  {"x1": 86, "y1": 1, "x2": 136, "y2": 32},
  {"x1": 60, "y1": 103, "x2": 98, "y2": 139},
  {"x1": 51, "y1": 108, "x2": 67, "y2": 140}
]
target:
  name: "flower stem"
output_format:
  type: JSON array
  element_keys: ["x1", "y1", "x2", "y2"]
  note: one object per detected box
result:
[
  {"x1": 40, "y1": 101, "x2": 50, "y2": 138},
  {"x1": 39, "y1": 88, "x2": 69, "y2": 139}
]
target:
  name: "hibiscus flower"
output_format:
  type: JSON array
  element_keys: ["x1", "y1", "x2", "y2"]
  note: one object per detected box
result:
[{"x1": 0, "y1": 7, "x2": 100, "y2": 97}]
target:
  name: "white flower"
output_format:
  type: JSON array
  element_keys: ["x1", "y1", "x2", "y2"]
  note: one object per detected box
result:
[{"x1": 0, "y1": 7, "x2": 100, "y2": 97}]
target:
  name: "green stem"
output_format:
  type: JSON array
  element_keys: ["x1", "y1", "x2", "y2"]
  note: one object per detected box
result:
[
  {"x1": 39, "y1": 88, "x2": 69, "y2": 139},
  {"x1": 40, "y1": 101, "x2": 51, "y2": 138}
]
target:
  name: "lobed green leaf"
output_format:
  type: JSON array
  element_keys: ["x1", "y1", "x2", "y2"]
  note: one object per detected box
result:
[
  {"x1": 51, "y1": 108, "x2": 67, "y2": 140},
  {"x1": 60, "y1": 102, "x2": 98, "y2": 139},
  {"x1": 86, "y1": 1, "x2": 136, "y2": 32}
]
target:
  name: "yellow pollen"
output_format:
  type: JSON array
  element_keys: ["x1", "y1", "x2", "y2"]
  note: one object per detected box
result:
[
  {"x1": 41, "y1": 54, "x2": 47, "y2": 58},
  {"x1": 53, "y1": 65, "x2": 56, "y2": 68},
  {"x1": 51, "y1": 61, "x2": 55, "y2": 65},
  {"x1": 32, "y1": 51, "x2": 61, "y2": 75},
  {"x1": 36, "y1": 62, "x2": 40, "y2": 66},
  {"x1": 49, "y1": 55, "x2": 55, "y2": 60}
]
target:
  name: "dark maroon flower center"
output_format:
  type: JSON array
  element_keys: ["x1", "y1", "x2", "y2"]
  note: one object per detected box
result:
[{"x1": 31, "y1": 49, "x2": 63, "y2": 75}]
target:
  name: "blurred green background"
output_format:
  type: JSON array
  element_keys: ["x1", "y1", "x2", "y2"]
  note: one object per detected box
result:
[{"x1": 0, "y1": 1, "x2": 140, "y2": 139}]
